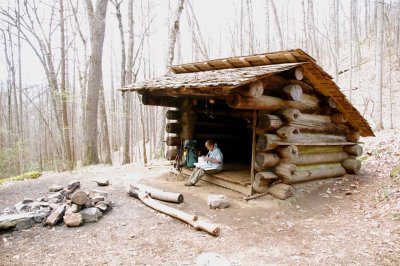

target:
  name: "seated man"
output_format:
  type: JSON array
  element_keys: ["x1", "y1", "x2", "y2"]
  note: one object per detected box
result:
[{"x1": 185, "y1": 139, "x2": 223, "y2": 186}]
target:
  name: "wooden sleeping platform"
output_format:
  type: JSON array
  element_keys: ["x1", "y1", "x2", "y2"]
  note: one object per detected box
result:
[{"x1": 181, "y1": 163, "x2": 252, "y2": 195}]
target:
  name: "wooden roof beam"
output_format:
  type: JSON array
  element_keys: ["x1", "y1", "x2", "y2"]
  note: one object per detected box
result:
[
  {"x1": 239, "y1": 57, "x2": 252, "y2": 67},
  {"x1": 202, "y1": 62, "x2": 214, "y2": 70},
  {"x1": 222, "y1": 59, "x2": 234, "y2": 68},
  {"x1": 178, "y1": 65, "x2": 189, "y2": 73},
  {"x1": 284, "y1": 53, "x2": 298, "y2": 62},
  {"x1": 258, "y1": 55, "x2": 273, "y2": 64}
]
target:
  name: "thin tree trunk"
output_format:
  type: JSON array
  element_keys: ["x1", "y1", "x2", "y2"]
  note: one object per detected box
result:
[
  {"x1": 375, "y1": 1, "x2": 384, "y2": 130},
  {"x1": 60, "y1": 0, "x2": 73, "y2": 170},
  {"x1": 99, "y1": 76, "x2": 111, "y2": 164},
  {"x1": 270, "y1": 0, "x2": 283, "y2": 49}
]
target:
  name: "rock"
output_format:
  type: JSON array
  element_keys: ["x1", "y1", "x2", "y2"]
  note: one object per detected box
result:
[
  {"x1": 0, "y1": 213, "x2": 36, "y2": 231},
  {"x1": 71, "y1": 190, "x2": 88, "y2": 205},
  {"x1": 67, "y1": 180, "x2": 81, "y2": 195},
  {"x1": 33, "y1": 209, "x2": 51, "y2": 223},
  {"x1": 91, "y1": 196, "x2": 105, "y2": 204},
  {"x1": 207, "y1": 195, "x2": 229, "y2": 209},
  {"x1": 195, "y1": 252, "x2": 230, "y2": 266},
  {"x1": 88, "y1": 190, "x2": 108, "y2": 199},
  {"x1": 45, "y1": 204, "x2": 66, "y2": 226},
  {"x1": 49, "y1": 184, "x2": 64, "y2": 192},
  {"x1": 37, "y1": 202, "x2": 50, "y2": 208},
  {"x1": 95, "y1": 202, "x2": 110, "y2": 212},
  {"x1": 63, "y1": 212, "x2": 83, "y2": 227},
  {"x1": 95, "y1": 178, "x2": 109, "y2": 186},
  {"x1": 80, "y1": 207, "x2": 102, "y2": 223},
  {"x1": 2, "y1": 207, "x2": 13, "y2": 214},
  {"x1": 84, "y1": 198, "x2": 94, "y2": 208},
  {"x1": 22, "y1": 198, "x2": 34, "y2": 204},
  {"x1": 14, "y1": 202, "x2": 32, "y2": 213},
  {"x1": 36, "y1": 197, "x2": 48, "y2": 202},
  {"x1": 67, "y1": 180, "x2": 80, "y2": 190},
  {"x1": 66, "y1": 204, "x2": 80, "y2": 213},
  {"x1": 48, "y1": 191, "x2": 64, "y2": 200},
  {"x1": 48, "y1": 198, "x2": 62, "y2": 204}
]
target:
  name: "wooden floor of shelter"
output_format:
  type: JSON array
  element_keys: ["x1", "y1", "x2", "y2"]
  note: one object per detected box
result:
[{"x1": 181, "y1": 163, "x2": 252, "y2": 195}]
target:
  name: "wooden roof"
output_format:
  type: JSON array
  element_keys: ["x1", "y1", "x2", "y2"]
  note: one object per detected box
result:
[
  {"x1": 123, "y1": 62, "x2": 302, "y2": 97},
  {"x1": 124, "y1": 49, "x2": 374, "y2": 137}
]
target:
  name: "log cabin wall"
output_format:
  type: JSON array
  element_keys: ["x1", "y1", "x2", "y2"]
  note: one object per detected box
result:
[{"x1": 224, "y1": 67, "x2": 363, "y2": 193}]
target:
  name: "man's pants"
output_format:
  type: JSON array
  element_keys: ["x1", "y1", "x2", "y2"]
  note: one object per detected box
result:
[{"x1": 188, "y1": 167, "x2": 221, "y2": 185}]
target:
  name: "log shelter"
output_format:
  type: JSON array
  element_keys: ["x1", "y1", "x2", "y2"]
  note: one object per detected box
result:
[{"x1": 123, "y1": 49, "x2": 374, "y2": 197}]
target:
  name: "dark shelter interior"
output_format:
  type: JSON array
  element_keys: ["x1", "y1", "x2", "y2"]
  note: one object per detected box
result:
[{"x1": 193, "y1": 98, "x2": 253, "y2": 164}]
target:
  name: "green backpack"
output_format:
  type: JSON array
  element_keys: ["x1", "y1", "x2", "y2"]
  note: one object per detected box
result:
[{"x1": 184, "y1": 140, "x2": 198, "y2": 168}]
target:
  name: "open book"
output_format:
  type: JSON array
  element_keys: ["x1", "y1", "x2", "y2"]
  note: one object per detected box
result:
[{"x1": 193, "y1": 162, "x2": 216, "y2": 170}]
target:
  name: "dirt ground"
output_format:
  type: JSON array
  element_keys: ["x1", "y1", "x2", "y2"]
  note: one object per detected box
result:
[{"x1": 1, "y1": 130, "x2": 400, "y2": 265}]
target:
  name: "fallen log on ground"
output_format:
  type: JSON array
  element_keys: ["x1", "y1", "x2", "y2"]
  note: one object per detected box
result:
[
  {"x1": 130, "y1": 183, "x2": 184, "y2": 204},
  {"x1": 128, "y1": 188, "x2": 220, "y2": 236}
]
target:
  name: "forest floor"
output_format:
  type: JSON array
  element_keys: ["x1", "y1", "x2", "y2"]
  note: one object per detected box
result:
[{"x1": 0, "y1": 129, "x2": 399, "y2": 265}]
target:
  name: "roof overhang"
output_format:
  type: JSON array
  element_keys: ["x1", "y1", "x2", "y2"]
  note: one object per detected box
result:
[{"x1": 121, "y1": 62, "x2": 303, "y2": 98}]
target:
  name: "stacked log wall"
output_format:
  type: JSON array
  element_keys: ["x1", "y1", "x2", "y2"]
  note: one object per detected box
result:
[{"x1": 227, "y1": 70, "x2": 363, "y2": 192}]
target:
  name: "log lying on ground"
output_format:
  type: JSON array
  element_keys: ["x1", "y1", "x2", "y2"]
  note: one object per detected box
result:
[
  {"x1": 276, "y1": 145, "x2": 299, "y2": 159},
  {"x1": 236, "y1": 80, "x2": 264, "y2": 97},
  {"x1": 128, "y1": 188, "x2": 220, "y2": 236},
  {"x1": 227, "y1": 93, "x2": 321, "y2": 113},
  {"x1": 343, "y1": 145, "x2": 363, "y2": 156},
  {"x1": 282, "y1": 163, "x2": 346, "y2": 184},
  {"x1": 282, "y1": 152, "x2": 349, "y2": 165},
  {"x1": 129, "y1": 183, "x2": 184, "y2": 204},
  {"x1": 255, "y1": 153, "x2": 280, "y2": 168},
  {"x1": 341, "y1": 159, "x2": 361, "y2": 174},
  {"x1": 253, "y1": 172, "x2": 278, "y2": 193}
]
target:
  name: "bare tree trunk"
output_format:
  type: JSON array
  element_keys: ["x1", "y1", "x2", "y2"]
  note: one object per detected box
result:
[
  {"x1": 17, "y1": 0, "x2": 23, "y2": 160},
  {"x1": 83, "y1": 0, "x2": 108, "y2": 165},
  {"x1": 375, "y1": 1, "x2": 384, "y2": 130},
  {"x1": 270, "y1": 0, "x2": 283, "y2": 49},
  {"x1": 167, "y1": 0, "x2": 185, "y2": 67},
  {"x1": 60, "y1": 0, "x2": 73, "y2": 170},
  {"x1": 99, "y1": 75, "x2": 111, "y2": 164},
  {"x1": 264, "y1": 0, "x2": 270, "y2": 52}
]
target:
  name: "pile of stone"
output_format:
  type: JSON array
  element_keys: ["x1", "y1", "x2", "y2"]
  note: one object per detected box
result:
[{"x1": 0, "y1": 179, "x2": 112, "y2": 231}]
